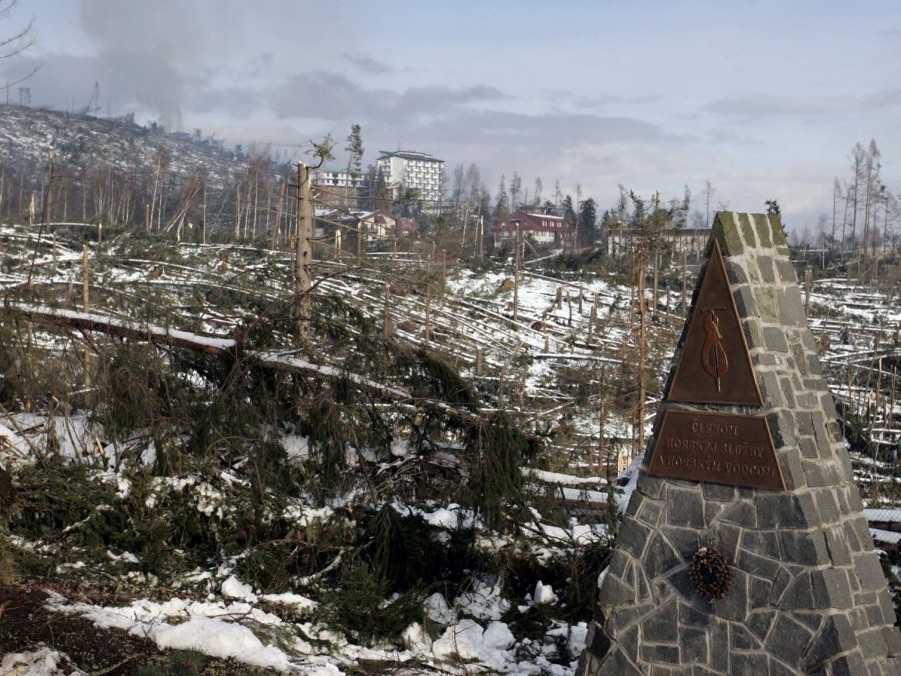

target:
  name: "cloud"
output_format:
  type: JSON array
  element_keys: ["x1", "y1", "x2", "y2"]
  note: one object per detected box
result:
[
  {"x1": 704, "y1": 89, "x2": 901, "y2": 121},
  {"x1": 703, "y1": 95, "x2": 829, "y2": 119},
  {"x1": 268, "y1": 72, "x2": 507, "y2": 121},
  {"x1": 861, "y1": 88, "x2": 901, "y2": 109},
  {"x1": 544, "y1": 90, "x2": 660, "y2": 110},
  {"x1": 270, "y1": 71, "x2": 394, "y2": 120},
  {"x1": 342, "y1": 52, "x2": 393, "y2": 75},
  {"x1": 415, "y1": 109, "x2": 676, "y2": 148},
  {"x1": 263, "y1": 71, "x2": 681, "y2": 165}
]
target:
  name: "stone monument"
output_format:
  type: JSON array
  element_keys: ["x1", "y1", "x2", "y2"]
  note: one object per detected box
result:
[{"x1": 578, "y1": 212, "x2": 900, "y2": 675}]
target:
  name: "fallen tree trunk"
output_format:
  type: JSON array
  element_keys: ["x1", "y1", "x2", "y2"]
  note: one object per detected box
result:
[{"x1": 2, "y1": 302, "x2": 483, "y2": 420}]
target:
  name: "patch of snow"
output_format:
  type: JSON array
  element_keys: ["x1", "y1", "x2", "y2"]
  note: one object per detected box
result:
[
  {"x1": 432, "y1": 619, "x2": 484, "y2": 661},
  {"x1": 533, "y1": 581, "x2": 558, "y2": 605},
  {"x1": 483, "y1": 621, "x2": 515, "y2": 651},
  {"x1": 456, "y1": 577, "x2": 510, "y2": 621},
  {"x1": 260, "y1": 592, "x2": 318, "y2": 611},
  {"x1": 618, "y1": 454, "x2": 642, "y2": 511},
  {"x1": 282, "y1": 504, "x2": 335, "y2": 528},
  {"x1": 221, "y1": 575, "x2": 258, "y2": 603},
  {"x1": 153, "y1": 616, "x2": 291, "y2": 670},
  {"x1": 106, "y1": 550, "x2": 140, "y2": 565},
  {"x1": 55, "y1": 561, "x2": 86, "y2": 573},
  {"x1": 423, "y1": 507, "x2": 459, "y2": 530},
  {"x1": 0, "y1": 645, "x2": 84, "y2": 676},
  {"x1": 282, "y1": 434, "x2": 310, "y2": 463},
  {"x1": 423, "y1": 592, "x2": 455, "y2": 625},
  {"x1": 401, "y1": 623, "x2": 433, "y2": 652}
]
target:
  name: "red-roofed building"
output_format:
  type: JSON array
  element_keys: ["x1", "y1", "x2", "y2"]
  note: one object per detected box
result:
[{"x1": 495, "y1": 211, "x2": 573, "y2": 246}]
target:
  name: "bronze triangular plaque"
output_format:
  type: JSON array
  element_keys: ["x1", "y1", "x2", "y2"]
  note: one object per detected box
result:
[
  {"x1": 665, "y1": 239, "x2": 762, "y2": 406},
  {"x1": 647, "y1": 409, "x2": 784, "y2": 490}
]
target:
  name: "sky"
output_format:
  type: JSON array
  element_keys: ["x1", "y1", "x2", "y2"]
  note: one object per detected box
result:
[{"x1": 3, "y1": 0, "x2": 901, "y2": 232}]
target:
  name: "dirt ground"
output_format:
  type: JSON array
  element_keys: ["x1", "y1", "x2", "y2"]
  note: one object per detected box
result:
[{"x1": 0, "y1": 581, "x2": 277, "y2": 675}]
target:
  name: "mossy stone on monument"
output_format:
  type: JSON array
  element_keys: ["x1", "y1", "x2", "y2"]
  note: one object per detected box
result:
[
  {"x1": 769, "y1": 213, "x2": 788, "y2": 246},
  {"x1": 754, "y1": 213, "x2": 774, "y2": 248},
  {"x1": 737, "y1": 212, "x2": 758, "y2": 248},
  {"x1": 713, "y1": 211, "x2": 743, "y2": 255},
  {"x1": 578, "y1": 211, "x2": 901, "y2": 676}
]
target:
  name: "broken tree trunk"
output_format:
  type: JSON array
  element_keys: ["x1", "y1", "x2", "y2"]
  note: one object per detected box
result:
[
  {"x1": 2, "y1": 302, "x2": 494, "y2": 425},
  {"x1": 294, "y1": 163, "x2": 313, "y2": 347}
]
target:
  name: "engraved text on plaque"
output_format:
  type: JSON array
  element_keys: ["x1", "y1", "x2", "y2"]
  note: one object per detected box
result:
[{"x1": 647, "y1": 409, "x2": 784, "y2": 490}]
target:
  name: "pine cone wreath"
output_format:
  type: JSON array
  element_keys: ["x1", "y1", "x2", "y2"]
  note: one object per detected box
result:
[{"x1": 688, "y1": 547, "x2": 733, "y2": 601}]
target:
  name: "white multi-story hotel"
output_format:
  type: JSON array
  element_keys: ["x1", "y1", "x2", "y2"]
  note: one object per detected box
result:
[{"x1": 376, "y1": 150, "x2": 444, "y2": 207}]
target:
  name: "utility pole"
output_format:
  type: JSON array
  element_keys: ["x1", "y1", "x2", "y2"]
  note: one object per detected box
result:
[{"x1": 294, "y1": 162, "x2": 313, "y2": 347}]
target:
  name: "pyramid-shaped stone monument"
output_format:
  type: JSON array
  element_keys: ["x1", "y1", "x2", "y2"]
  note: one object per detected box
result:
[{"x1": 578, "y1": 212, "x2": 900, "y2": 675}]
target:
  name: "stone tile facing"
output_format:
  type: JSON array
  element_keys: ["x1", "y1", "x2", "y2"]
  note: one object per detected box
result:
[{"x1": 577, "y1": 212, "x2": 900, "y2": 676}]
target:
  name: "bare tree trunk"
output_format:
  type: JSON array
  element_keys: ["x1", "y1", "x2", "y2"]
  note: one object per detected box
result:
[
  {"x1": 588, "y1": 292, "x2": 597, "y2": 342},
  {"x1": 82, "y1": 244, "x2": 92, "y2": 388},
  {"x1": 202, "y1": 181, "x2": 207, "y2": 245},
  {"x1": 157, "y1": 178, "x2": 166, "y2": 232},
  {"x1": 272, "y1": 180, "x2": 285, "y2": 250},
  {"x1": 513, "y1": 222, "x2": 521, "y2": 322},
  {"x1": 234, "y1": 184, "x2": 241, "y2": 240},
  {"x1": 149, "y1": 156, "x2": 161, "y2": 231},
  {"x1": 383, "y1": 282, "x2": 393, "y2": 338},
  {"x1": 252, "y1": 171, "x2": 259, "y2": 240},
  {"x1": 294, "y1": 163, "x2": 313, "y2": 347},
  {"x1": 652, "y1": 249, "x2": 659, "y2": 318},
  {"x1": 890, "y1": 367, "x2": 897, "y2": 438},
  {"x1": 425, "y1": 287, "x2": 433, "y2": 341},
  {"x1": 803, "y1": 268, "x2": 813, "y2": 312},
  {"x1": 264, "y1": 178, "x2": 272, "y2": 242},
  {"x1": 636, "y1": 246, "x2": 647, "y2": 461}
]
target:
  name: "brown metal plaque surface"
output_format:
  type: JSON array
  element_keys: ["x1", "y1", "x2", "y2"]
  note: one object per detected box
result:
[
  {"x1": 647, "y1": 409, "x2": 784, "y2": 490},
  {"x1": 666, "y1": 239, "x2": 763, "y2": 405}
]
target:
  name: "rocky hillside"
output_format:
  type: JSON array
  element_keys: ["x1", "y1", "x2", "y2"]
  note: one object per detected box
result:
[{"x1": 0, "y1": 104, "x2": 249, "y2": 187}]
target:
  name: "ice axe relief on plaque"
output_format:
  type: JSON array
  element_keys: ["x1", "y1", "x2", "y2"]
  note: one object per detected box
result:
[
  {"x1": 665, "y1": 239, "x2": 762, "y2": 406},
  {"x1": 701, "y1": 308, "x2": 728, "y2": 393}
]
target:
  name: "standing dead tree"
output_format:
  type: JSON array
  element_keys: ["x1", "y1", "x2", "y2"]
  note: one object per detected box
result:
[{"x1": 294, "y1": 136, "x2": 334, "y2": 347}]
